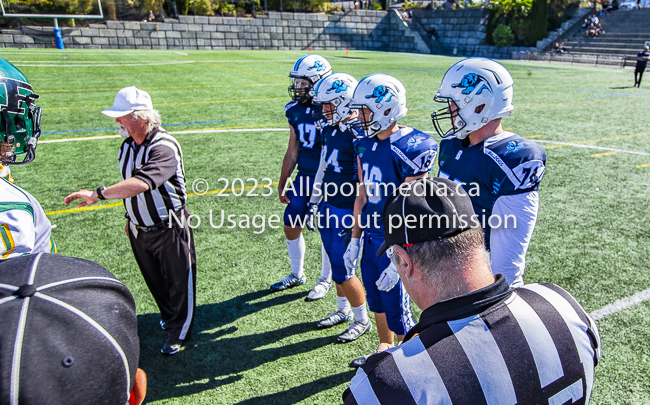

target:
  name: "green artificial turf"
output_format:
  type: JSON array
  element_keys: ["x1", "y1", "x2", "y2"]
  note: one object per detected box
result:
[{"x1": 4, "y1": 49, "x2": 650, "y2": 404}]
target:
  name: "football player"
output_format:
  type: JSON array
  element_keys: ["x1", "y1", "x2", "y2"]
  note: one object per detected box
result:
[
  {"x1": 271, "y1": 55, "x2": 333, "y2": 297},
  {"x1": 345, "y1": 74, "x2": 438, "y2": 365},
  {"x1": 306, "y1": 73, "x2": 372, "y2": 342},
  {"x1": 431, "y1": 57, "x2": 546, "y2": 287},
  {"x1": 0, "y1": 57, "x2": 56, "y2": 259}
]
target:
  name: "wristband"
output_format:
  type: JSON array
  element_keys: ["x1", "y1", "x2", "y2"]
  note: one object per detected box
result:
[{"x1": 96, "y1": 186, "x2": 107, "y2": 200}]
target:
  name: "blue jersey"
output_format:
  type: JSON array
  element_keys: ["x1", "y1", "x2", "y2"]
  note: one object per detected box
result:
[
  {"x1": 285, "y1": 101, "x2": 323, "y2": 177},
  {"x1": 438, "y1": 131, "x2": 546, "y2": 242},
  {"x1": 321, "y1": 125, "x2": 358, "y2": 209},
  {"x1": 356, "y1": 127, "x2": 438, "y2": 234}
]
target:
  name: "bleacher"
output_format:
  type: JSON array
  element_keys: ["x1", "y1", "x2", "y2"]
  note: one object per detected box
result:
[{"x1": 558, "y1": 8, "x2": 650, "y2": 66}]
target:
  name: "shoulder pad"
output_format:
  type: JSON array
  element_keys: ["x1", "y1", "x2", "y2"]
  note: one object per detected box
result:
[
  {"x1": 484, "y1": 133, "x2": 546, "y2": 191},
  {"x1": 485, "y1": 132, "x2": 546, "y2": 163},
  {"x1": 392, "y1": 129, "x2": 438, "y2": 155},
  {"x1": 284, "y1": 101, "x2": 298, "y2": 113}
]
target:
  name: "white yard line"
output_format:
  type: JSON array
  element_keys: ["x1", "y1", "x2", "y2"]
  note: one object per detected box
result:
[
  {"x1": 39, "y1": 127, "x2": 287, "y2": 144},
  {"x1": 170, "y1": 127, "x2": 286, "y2": 135},
  {"x1": 13, "y1": 61, "x2": 196, "y2": 67},
  {"x1": 534, "y1": 140, "x2": 650, "y2": 156},
  {"x1": 422, "y1": 131, "x2": 650, "y2": 156},
  {"x1": 590, "y1": 288, "x2": 650, "y2": 321}
]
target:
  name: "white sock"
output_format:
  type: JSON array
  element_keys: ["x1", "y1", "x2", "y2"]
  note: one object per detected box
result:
[
  {"x1": 352, "y1": 304, "x2": 369, "y2": 324},
  {"x1": 337, "y1": 296, "x2": 351, "y2": 314},
  {"x1": 286, "y1": 235, "x2": 305, "y2": 278},
  {"x1": 320, "y1": 243, "x2": 332, "y2": 283}
]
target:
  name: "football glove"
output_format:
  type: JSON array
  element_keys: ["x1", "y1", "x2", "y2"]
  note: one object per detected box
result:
[
  {"x1": 343, "y1": 237, "x2": 361, "y2": 275},
  {"x1": 376, "y1": 247, "x2": 400, "y2": 292},
  {"x1": 376, "y1": 262, "x2": 400, "y2": 292},
  {"x1": 306, "y1": 202, "x2": 319, "y2": 231}
]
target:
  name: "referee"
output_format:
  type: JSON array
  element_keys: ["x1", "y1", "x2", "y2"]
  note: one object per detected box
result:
[
  {"x1": 64, "y1": 86, "x2": 196, "y2": 356},
  {"x1": 343, "y1": 177, "x2": 601, "y2": 404}
]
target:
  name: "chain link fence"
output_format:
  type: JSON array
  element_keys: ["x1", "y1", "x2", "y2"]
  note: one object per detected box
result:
[{"x1": 522, "y1": 51, "x2": 640, "y2": 68}]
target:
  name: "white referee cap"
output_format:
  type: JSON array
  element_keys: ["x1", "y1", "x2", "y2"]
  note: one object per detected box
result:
[{"x1": 101, "y1": 86, "x2": 153, "y2": 118}]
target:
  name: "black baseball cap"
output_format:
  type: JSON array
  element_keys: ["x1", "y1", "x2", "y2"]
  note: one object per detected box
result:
[
  {"x1": 0, "y1": 253, "x2": 140, "y2": 405},
  {"x1": 377, "y1": 177, "x2": 480, "y2": 257}
]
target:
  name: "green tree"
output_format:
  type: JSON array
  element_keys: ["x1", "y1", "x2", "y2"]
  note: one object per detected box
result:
[
  {"x1": 493, "y1": 23, "x2": 515, "y2": 47},
  {"x1": 177, "y1": 0, "x2": 190, "y2": 14},
  {"x1": 526, "y1": 0, "x2": 548, "y2": 45}
]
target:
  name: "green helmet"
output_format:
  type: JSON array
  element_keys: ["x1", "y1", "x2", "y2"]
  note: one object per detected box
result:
[{"x1": 0, "y1": 57, "x2": 41, "y2": 165}]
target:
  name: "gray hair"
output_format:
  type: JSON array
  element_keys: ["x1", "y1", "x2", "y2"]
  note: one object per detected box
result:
[
  {"x1": 132, "y1": 109, "x2": 161, "y2": 132},
  {"x1": 392, "y1": 228, "x2": 490, "y2": 280}
]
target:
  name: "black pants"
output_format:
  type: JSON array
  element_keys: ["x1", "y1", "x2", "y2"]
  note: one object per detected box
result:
[
  {"x1": 128, "y1": 207, "x2": 197, "y2": 343},
  {"x1": 635, "y1": 67, "x2": 645, "y2": 87}
]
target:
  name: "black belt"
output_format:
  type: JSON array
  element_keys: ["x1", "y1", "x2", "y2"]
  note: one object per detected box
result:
[{"x1": 132, "y1": 206, "x2": 187, "y2": 233}]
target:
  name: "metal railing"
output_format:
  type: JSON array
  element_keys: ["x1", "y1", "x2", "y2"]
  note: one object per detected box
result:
[{"x1": 522, "y1": 51, "x2": 639, "y2": 68}]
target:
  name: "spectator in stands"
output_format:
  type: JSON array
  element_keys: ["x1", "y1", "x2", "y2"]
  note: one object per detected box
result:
[
  {"x1": 554, "y1": 42, "x2": 566, "y2": 53},
  {"x1": 634, "y1": 45, "x2": 650, "y2": 88},
  {"x1": 443, "y1": 0, "x2": 455, "y2": 9},
  {"x1": 585, "y1": 21, "x2": 602, "y2": 38},
  {"x1": 427, "y1": 27, "x2": 437, "y2": 40},
  {"x1": 148, "y1": 10, "x2": 155, "y2": 22}
]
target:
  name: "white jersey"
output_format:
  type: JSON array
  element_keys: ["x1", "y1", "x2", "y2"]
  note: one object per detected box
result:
[
  {"x1": 0, "y1": 164, "x2": 13, "y2": 183},
  {"x1": 0, "y1": 177, "x2": 56, "y2": 260}
]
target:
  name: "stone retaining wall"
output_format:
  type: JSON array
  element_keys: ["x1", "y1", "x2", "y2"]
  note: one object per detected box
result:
[
  {"x1": 0, "y1": 10, "x2": 430, "y2": 53},
  {"x1": 1, "y1": 8, "x2": 568, "y2": 58},
  {"x1": 412, "y1": 9, "x2": 535, "y2": 59}
]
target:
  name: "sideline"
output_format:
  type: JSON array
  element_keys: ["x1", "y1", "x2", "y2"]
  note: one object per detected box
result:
[
  {"x1": 39, "y1": 126, "x2": 287, "y2": 144},
  {"x1": 590, "y1": 288, "x2": 650, "y2": 321}
]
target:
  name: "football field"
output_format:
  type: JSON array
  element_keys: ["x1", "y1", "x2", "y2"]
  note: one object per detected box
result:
[{"x1": 5, "y1": 49, "x2": 650, "y2": 404}]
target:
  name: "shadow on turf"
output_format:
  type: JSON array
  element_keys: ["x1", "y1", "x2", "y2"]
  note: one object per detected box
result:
[
  {"x1": 233, "y1": 370, "x2": 356, "y2": 405},
  {"x1": 138, "y1": 289, "x2": 341, "y2": 402}
]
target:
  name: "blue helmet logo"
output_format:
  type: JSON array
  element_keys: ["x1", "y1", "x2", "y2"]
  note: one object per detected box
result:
[
  {"x1": 504, "y1": 140, "x2": 523, "y2": 156},
  {"x1": 366, "y1": 85, "x2": 394, "y2": 103},
  {"x1": 308, "y1": 60, "x2": 326, "y2": 72},
  {"x1": 327, "y1": 80, "x2": 349, "y2": 93},
  {"x1": 452, "y1": 73, "x2": 492, "y2": 95}
]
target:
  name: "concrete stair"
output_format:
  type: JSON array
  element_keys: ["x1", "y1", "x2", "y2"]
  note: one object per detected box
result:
[{"x1": 555, "y1": 8, "x2": 650, "y2": 64}]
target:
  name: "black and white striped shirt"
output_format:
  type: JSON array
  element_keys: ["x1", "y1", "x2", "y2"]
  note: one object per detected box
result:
[
  {"x1": 343, "y1": 275, "x2": 601, "y2": 405},
  {"x1": 118, "y1": 127, "x2": 187, "y2": 227}
]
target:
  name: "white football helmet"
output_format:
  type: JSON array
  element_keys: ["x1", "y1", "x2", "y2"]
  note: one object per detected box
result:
[
  {"x1": 288, "y1": 54, "x2": 332, "y2": 103},
  {"x1": 349, "y1": 74, "x2": 407, "y2": 138},
  {"x1": 431, "y1": 58, "x2": 514, "y2": 139},
  {"x1": 312, "y1": 73, "x2": 358, "y2": 130}
]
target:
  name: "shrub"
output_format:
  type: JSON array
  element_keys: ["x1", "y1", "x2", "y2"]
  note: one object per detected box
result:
[
  {"x1": 193, "y1": 0, "x2": 215, "y2": 15},
  {"x1": 218, "y1": 1, "x2": 236, "y2": 16},
  {"x1": 493, "y1": 23, "x2": 515, "y2": 47},
  {"x1": 403, "y1": 0, "x2": 425, "y2": 9},
  {"x1": 176, "y1": 0, "x2": 189, "y2": 15}
]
